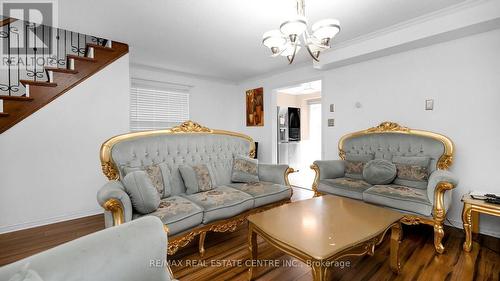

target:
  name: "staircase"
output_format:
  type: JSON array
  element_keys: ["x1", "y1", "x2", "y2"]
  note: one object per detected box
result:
[{"x1": 0, "y1": 17, "x2": 128, "y2": 134}]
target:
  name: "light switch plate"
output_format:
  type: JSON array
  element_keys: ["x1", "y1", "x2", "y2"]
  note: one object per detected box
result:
[
  {"x1": 425, "y1": 99, "x2": 434, "y2": 110},
  {"x1": 328, "y1": 118, "x2": 335, "y2": 127},
  {"x1": 330, "y1": 104, "x2": 335, "y2": 112}
]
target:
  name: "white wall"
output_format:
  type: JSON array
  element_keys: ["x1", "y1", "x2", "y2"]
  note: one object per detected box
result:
[
  {"x1": 0, "y1": 55, "x2": 130, "y2": 233},
  {"x1": 130, "y1": 66, "x2": 240, "y2": 132},
  {"x1": 238, "y1": 29, "x2": 500, "y2": 237}
]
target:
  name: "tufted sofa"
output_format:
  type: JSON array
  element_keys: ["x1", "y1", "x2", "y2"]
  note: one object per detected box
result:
[
  {"x1": 311, "y1": 122, "x2": 458, "y2": 254},
  {"x1": 97, "y1": 121, "x2": 293, "y2": 256}
]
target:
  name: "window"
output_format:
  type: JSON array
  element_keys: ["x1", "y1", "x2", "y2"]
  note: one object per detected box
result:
[{"x1": 130, "y1": 87, "x2": 189, "y2": 131}]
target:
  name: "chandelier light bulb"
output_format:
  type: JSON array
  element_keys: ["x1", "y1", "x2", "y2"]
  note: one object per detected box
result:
[
  {"x1": 312, "y1": 19, "x2": 341, "y2": 41},
  {"x1": 280, "y1": 15, "x2": 307, "y2": 38},
  {"x1": 262, "y1": 30, "x2": 286, "y2": 49}
]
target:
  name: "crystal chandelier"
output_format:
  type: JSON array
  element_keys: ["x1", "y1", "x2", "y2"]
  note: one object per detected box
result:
[{"x1": 262, "y1": 0, "x2": 340, "y2": 64}]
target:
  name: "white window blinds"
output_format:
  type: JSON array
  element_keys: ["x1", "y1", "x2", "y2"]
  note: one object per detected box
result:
[{"x1": 130, "y1": 87, "x2": 189, "y2": 131}]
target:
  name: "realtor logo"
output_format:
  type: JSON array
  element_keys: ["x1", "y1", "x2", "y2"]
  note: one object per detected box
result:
[{"x1": 1, "y1": 1, "x2": 57, "y2": 55}]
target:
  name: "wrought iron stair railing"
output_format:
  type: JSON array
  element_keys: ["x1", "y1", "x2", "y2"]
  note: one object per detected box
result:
[
  {"x1": 0, "y1": 16, "x2": 107, "y2": 97},
  {"x1": 0, "y1": 15, "x2": 129, "y2": 133}
]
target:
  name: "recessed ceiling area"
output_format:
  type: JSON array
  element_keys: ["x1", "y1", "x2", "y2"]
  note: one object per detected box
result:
[
  {"x1": 278, "y1": 80, "x2": 322, "y2": 95},
  {"x1": 57, "y1": 0, "x2": 466, "y2": 82}
]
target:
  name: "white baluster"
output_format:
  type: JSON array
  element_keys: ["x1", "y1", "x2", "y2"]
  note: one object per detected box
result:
[
  {"x1": 68, "y1": 58, "x2": 75, "y2": 70},
  {"x1": 25, "y1": 85, "x2": 30, "y2": 98},
  {"x1": 47, "y1": 70, "x2": 54, "y2": 83},
  {"x1": 0, "y1": 99, "x2": 3, "y2": 113},
  {"x1": 87, "y1": 46, "x2": 94, "y2": 58}
]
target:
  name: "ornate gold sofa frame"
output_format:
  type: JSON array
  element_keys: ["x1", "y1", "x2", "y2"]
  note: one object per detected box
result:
[
  {"x1": 98, "y1": 121, "x2": 294, "y2": 256},
  {"x1": 310, "y1": 122, "x2": 457, "y2": 254}
]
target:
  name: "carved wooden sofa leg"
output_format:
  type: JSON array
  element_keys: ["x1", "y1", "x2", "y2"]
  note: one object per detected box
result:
[
  {"x1": 432, "y1": 182, "x2": 454, "y2": 254},
  {"x1": 199, "y1": 231, "x2": 207, "y2": 258},
  {"x1": 433, "y1": 222, "x2": 445, "y2": 254}
]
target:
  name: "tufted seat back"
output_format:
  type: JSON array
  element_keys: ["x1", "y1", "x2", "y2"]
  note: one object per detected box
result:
[
  {"x1": 341, "y1": 133, "x2": 446, "y2": 173},
  {"x1": 110, "y1": 133, "x2": 251, "y2": 195}
]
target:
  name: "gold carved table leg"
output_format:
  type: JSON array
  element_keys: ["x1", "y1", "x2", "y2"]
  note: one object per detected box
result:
[
  {"x1": 199, "y1": 231, "x2": 207, "y2": 257},
  {"x1": 247, "y1": 223, "x2": 258, "y2": 281},
  {"x1": 390, "y1": 222, "x2": 402, "y2": 273},
  {"x1": 310, "y1": 262, "x2": 333, "y2": 281},
  {"x1": 472, "y1": 211, "x2": 479, "y2": 234},
  {"x1": 462, "y1": 203, "x2": 473, "y2": 252}
]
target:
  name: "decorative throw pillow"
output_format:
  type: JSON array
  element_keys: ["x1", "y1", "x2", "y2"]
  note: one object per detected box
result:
[
  {"x1": 123, "y1": 163, "x2": 172, "y2": 198},
  {"x1": 344, "y1": 153, "x2": 374, "y2": 180},
  {"x1": 179, "y1": 164, "x2": 215, "y2": 195},
  {"x1": 363, "y1": 159, "x2": 397, "y2": 185},
  {"x1": 122, "y1": 171, "x2": 161, "y2": 214},
  {"x1": 392, "y1": 156, "x2": 431, "y2": 189},
  {"x1": 231, "y1": 155, "x2": 259, "y2": 183}
]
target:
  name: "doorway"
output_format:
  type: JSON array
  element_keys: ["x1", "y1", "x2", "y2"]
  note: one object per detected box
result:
[{"x1": 276, "y1": 80, "x2": 321, "y2": 189}]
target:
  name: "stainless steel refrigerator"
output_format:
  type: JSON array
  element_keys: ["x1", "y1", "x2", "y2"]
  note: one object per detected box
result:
[{"x1": 277, "y1": 106, "x2": 301, "y2": 165}]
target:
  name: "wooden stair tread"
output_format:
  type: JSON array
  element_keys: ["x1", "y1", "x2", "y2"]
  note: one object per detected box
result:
[
  {"x1": 0, "y1": 95, "x2": 34, "y2": 101},
  {"x1": 19, "y1": 80, "x2": 57, "y2": 87},
  {"x1": 67, "y1": 55, "x2": 96, "y2": 62},
  {"x1": 0, "y1": 17, "x2": 17, "y2": 27},
  {"x1": 0, "y1": 112, "x2": 9, "y2": 117},
  {"x1": 44, "y1": 67, "x2": 78, "y2": 74},
  {"x1": 86, "y1": 43, "x2": 114, "y2": 52}
]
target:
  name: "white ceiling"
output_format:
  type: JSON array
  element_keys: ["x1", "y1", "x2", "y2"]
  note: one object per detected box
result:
[{"x1": 58, "y1": 0, "x2": 465, "y2": 82}]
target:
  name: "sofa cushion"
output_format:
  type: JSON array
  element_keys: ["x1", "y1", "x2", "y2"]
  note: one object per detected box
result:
[
  {"x1": 363, "y1": 184, "x2": 432, "y2": 216},
  {"x1": 228, "y1": 182, "x2": 291, "y2": 207},
  {"x1": 318, "y1": 177, "x2": 372, "y2": 200},
  {"x1": 133, "y1": 196, "x2": 203, "y2": 235},
  {"x1": 123, "y1": 163, "x2": 172, "y2": 198},
  {"x1": 179, "y1": 164, "x2": 215, "y2": 195},
  {"x1": 345, "y1": 153, "x2": 374, "y2": 180},
  {"x1": 393, "y1": 156, "x2": 431, "y2": 189},
  {"x1": 231, "y1": 155, "x2": 259, "y2": 183},
  {"x1": 363, "y1": 159, "x2": 397, "y2": 185},
  {"x1": 183, "y1": 186, "x2": 254, "y2": 224},
  {"x1": 123, "y1": 171, "x2": 161, "y2": 214}
]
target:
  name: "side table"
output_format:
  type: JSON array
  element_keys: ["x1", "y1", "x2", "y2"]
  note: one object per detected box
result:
[{"x1": 462, "y1": 194, "x2": 500, "y2": 252}]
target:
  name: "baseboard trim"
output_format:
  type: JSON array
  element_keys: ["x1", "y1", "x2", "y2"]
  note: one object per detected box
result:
[
  {"x1": 446, "y1": 218, "x2": 500, "y2": 238},
  {"x1": 0, "y1": 209, "x2": 103, "y2": 234}
]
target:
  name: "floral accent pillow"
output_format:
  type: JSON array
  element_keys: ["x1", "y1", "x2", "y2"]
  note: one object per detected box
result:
[
  {"x1": 179, "y1": 164, "x2": 215, "y2": 194},
  {"x1": 344, "y1": 153, "x2": 374, "y2": 180},
  {"x1": 231, "y1": 155, "x2": 259, "y2": 183},
  {"x1": 123, "y1": 163, "x2": 171, "y2": 198},
  {"x1": 395, "y1": 164, "x2": 429, "y2": 181},
  {"x1": 392, "y1": 156, "x2": 431, "y2": 189},
  {"x1": 345, "y1": 161, "x2": 365, "y2": 174}
]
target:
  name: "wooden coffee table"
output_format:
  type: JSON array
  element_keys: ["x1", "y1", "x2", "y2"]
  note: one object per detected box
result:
[{"x1": 247, "y1": 195, "x2": 404, "y2": 281}]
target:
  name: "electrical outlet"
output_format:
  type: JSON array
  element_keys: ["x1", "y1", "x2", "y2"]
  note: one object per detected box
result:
[
  {"x1": 330, "y1": 104, "x2": 335, "y2": 112},
  {"x1": 328, "y1": 118, "x2": 335, "y2": 127}
]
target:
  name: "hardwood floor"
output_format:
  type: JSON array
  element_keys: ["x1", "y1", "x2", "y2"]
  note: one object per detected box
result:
[
  {"x1": 0, "y1": 214, "x2": 104, "y2": 266},
  {"x1": 1, "y1": 187, "x2": 499, "y2": 281}
]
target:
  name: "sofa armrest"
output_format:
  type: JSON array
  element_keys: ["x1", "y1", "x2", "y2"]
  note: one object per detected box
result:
[
  {"x1": 258, "y1": 163, "x2": 294, "y2": 186},
  {"x1": 0, "y1": 216, "x2": 175, "y2": 281},
  {"x1": 310, "y1": 160, "x2": 345, "y2": 197},
  {"x1": 427, "y1": 170, "x2": 459, "y2": 216},
  {"x1": 312, "y1": 160, "x2": 345, "y2": 180},
  {"x1": 97, "y1": 181, "x2": 133, "y2": 227}
]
